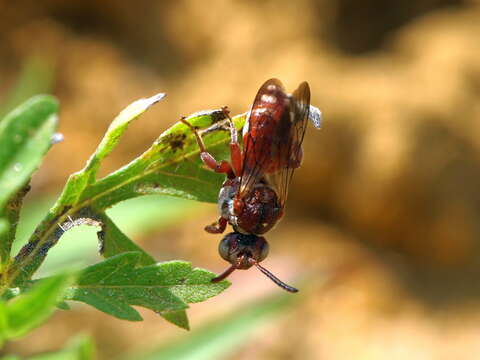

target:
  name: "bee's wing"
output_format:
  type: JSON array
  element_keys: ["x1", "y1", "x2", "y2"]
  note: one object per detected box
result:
[
  {"x1": 239, "y1": 78, "x2": 287, "y2": 196},
  {"x1": 264, "y1": 81, "x2": 310, "y2": 206}
]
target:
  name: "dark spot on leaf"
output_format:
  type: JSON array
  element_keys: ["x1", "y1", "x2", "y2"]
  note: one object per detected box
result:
[
  {"x1": 159, "y1": 132, "x2": 188, "y2": 152},
  {"x1": 167, "y1": 133, "x2": 187, "y2": 152},
  {"x1": 210, "y1": 109, "x2": 228, "y2": 124}
]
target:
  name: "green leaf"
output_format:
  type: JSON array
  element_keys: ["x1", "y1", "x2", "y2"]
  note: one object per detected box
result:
[
  {"x1": 92, "y1": 215, "x2": 194, "y2": 328},
  {"x1": 53, "y1": 93, "x2": 166, "y2": 210},
  {"x1": 5, "y1": 94, "x2": 168, "y2": 285},
  {"x1": 0, "y1": 95, "x2": 58, "y2": 209},
  {"x1": 51, "y1": 107, "x2": 241, "y2": 219},
  {"x1": 95, "y1": 212, "x2": 155, "y2": 266},
  {"x1": 0, "y1": 96, "x2": 58, "y2": 264},
  {"x1": 63, "y1": 252, "x2": 229, "y2": 327},
  {"x1": 83, "y1": 93, "x2": 166, "y2": 182},
  {"x1": 159, "y1": 309, "x2": 190, "y2": 331},
  {"x1": 82, "y1": 110, "x2": 245, "y2": 209},
  {"x1": 12, "y1": 194, "x2": 195, "y2": 329},
  {"x1": 0, "y1": 273, "x2": 74, "y2": 342},
  {"x1": 7, "y1": 102, "x2": 242, "y2": 287},
  {"x1": 28, "y1": 334, "x2": 95, "y2": 360},
  {"x1": 130, "y1": 293, "x2": 297, "y2": 360}
]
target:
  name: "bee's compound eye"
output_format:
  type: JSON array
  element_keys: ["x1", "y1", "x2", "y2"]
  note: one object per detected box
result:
[
  {"x1": 218, "y1": 236, "x2": 231, "y2": 262},
  {"x1": 258, "y1": 239, "x2": 269, "y2": 262},
  {"x1": 218, "y1": 233, "x2": 240, "y2": 263}
]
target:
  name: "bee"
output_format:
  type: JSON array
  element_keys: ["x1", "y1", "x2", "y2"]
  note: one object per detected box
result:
[{"x1": 182, "y1": 79, "x2": 320, "y2": 292}]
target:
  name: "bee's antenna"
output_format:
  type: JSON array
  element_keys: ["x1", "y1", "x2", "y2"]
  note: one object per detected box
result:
[
  {"x1": 253, "y1": 262, "x2": 298, "y2": 293},
  {"x1": 211, "y1": 264, "x2": 237, "y2": 283}
]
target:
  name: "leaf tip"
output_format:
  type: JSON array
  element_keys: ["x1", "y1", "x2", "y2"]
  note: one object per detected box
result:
[
  {"x1": 150, "y1": 92, "x2": 166, "y2": 104},
  {"x1": 132, "y1": 93, "x2": 166, "y2": 113}
]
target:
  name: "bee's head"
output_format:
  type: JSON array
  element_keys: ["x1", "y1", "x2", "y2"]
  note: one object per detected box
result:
[
  {"x1": 218, "y1": 232, "x2": 269, "y2": 269},
  {"x1": 212, "y1": 232, "x2": 298, "y2": 293}
]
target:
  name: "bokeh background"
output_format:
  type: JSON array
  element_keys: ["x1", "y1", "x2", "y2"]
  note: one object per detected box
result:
[{"x1": 2, "y1": 0, "x2": 480, "y2": 358}]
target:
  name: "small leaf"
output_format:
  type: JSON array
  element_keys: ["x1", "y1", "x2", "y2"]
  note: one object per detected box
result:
[
  {"x1": 83, "y1": 93, "x2": 166, "y2": 181},
  {"x1": 131, "y1": 293, "x2": 296, "y2": 360},
  {"x1": 0, "y1": 95, "x2": 58, "y2": 209},
  {"x1": 95, "y1": 212, "x2": 155, "y2": 266},
  {"x1": 0, "y1": 96, "x2": 58, "y2": 264},
  {"x1": 51, "y1": 94, "x2": 166, "y2": 212},
  {"x1": 159, "y1": 310, "x2": 190, "y2": 331},
  {"x1": 63, "y1": 252, "x2": 229, "y2": 325},
  {"x1": 2, "y1": 272, "x2": 75, "y2": 341},
  {"x1": 28, "y1": 334, "x2": 96, "y2": 360},
  {"x1": 81, "y1": 110, "x2": 245, "y2": 209}
]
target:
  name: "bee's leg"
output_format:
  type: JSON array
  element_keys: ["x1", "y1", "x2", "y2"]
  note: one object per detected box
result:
[
  {"x1": 181, "y1": 117, "x2": 235, "y2": 178},
  {"x1": 205, "y1": 217, "x2": 228, "y2": 234},
  {"x1": 221, "y1": 106, "x2": 243, "y2": 177}
]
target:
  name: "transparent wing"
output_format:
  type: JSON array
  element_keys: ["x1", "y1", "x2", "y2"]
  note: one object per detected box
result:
[
  {"x1": 239, "y1": 79, "x2": 311, "y2": 207},
  {"x1": 239, "y1": 78, "x2": 287, "y2": 196},
  {"x1": 264, "y1": 81, "x2": 310, "y2": 206}
]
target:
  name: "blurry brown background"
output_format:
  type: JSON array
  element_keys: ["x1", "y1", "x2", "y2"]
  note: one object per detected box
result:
[{"x1": 2, "y1": 0, "x2": 480, "y2": 358}]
